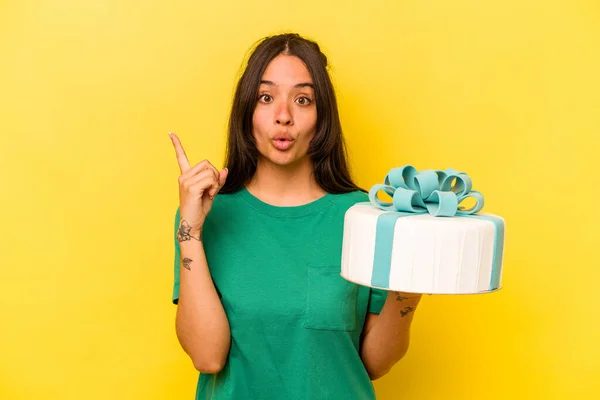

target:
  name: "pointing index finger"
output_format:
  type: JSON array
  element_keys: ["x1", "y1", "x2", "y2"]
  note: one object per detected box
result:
[{"x1": 169, "y1": 132, "x2": 191, "y2": 173}]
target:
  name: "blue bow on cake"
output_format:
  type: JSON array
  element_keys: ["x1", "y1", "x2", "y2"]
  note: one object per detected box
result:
[{"x1": 368, "y1": 165, "x2": 484, "y2": 216}]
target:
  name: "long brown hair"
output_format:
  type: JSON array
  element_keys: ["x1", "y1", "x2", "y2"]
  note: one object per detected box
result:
[{"x1": 220, "y1": 33, "x2": 365, "y2": 194}]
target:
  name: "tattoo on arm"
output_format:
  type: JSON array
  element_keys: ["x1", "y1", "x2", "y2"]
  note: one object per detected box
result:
[
  {"x1": 400, "y1": 306, "x2": 415, "y2": 317},
  {"x1": 182, "y1": 258, "x2": 193, "y2": 271},
  {"x1": 177, "y1": 220, "x2": 202, "y2": 242},
  {"x1": 392, "y1": 291, "x2": 419, "y2": 301}
]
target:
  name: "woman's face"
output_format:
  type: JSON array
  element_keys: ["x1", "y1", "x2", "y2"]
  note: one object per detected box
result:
[{"x1": 252, "y1": 54, "x2": 317, "y2": 168}]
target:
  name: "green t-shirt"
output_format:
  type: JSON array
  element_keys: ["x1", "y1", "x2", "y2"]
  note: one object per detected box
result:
[{"x1": 172, "y1": 187, "x2": 388, "y2": 400}]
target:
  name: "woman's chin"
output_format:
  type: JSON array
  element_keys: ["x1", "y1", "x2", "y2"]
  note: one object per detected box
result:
[{"x1": 260, "y1": 152, "x2": 303, "y2": 168}]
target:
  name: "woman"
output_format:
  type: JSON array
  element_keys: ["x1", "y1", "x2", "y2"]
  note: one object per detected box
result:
[{"x1": 169, "y1": 33, "x2": 422, "y2": 400}]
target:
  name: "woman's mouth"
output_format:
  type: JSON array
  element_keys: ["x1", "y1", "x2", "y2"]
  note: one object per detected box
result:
[{"x1": 273, "y1": 138, "x2": 293, "y2": 151}]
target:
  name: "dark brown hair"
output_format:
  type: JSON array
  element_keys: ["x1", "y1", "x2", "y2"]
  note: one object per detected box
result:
[{"x1": 220, "y1": 33, "x2": 365, "y2": 194}]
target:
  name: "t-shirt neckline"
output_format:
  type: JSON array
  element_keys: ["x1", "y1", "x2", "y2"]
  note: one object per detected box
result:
[{"x1": 239, "y1": 186, "x2": 335, "y2": 218}]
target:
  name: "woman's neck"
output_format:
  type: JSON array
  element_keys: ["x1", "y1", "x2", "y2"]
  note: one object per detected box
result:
[{"x1": 246, "y1": 157, "x2": 327, "y2": 207}]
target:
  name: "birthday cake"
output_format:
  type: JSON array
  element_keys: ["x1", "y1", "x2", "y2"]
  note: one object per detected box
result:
[{"x1": 341, "y1": 165, "x2": 505, "y2": 294}]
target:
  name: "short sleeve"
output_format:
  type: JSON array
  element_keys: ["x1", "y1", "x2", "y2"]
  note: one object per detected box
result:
[
  {"x1": 367, "y1": 287, "x2": 388, "y2": 314},
  {"x1": 172, "y1": 207, "x2": 181, "y2": 305}
]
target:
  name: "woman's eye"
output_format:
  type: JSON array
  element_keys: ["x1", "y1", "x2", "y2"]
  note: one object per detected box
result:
[
  {"x1": 296, "y1": 96, "x2": 312, "y2": 106},
  {"x1": 259, "y1": 94, "x2": 272, "y2": 103}
]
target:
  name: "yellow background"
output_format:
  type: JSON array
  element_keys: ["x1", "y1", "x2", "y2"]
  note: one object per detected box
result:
[{"x1": 1, "y1": 0, "x2": 598, "y2": 399}]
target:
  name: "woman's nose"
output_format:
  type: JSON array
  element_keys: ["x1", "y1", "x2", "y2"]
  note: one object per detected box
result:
[{"x1": 275, "y1": 101, "x2": 293, "y2": 126}]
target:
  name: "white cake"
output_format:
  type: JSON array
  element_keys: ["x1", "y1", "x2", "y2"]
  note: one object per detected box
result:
[{"x1": 340, "y1": 203, "x2": 505, "y2": 294}]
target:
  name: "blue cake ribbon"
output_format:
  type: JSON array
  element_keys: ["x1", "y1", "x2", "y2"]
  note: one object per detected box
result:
[
  {"x1": 367, "y1": 165, "x2": 484, "y2": 217},
  {"x1": 364, "y1": 165, "x2": 504, "y2": 292}
]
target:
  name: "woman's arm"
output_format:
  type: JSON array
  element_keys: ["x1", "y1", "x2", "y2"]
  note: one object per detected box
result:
[
  {"x1": 176, "y1": 235, "x2": 231, "y2": 373},
  {"x1": 359, "y1": 292, "x2": 422, "y2": 380}
]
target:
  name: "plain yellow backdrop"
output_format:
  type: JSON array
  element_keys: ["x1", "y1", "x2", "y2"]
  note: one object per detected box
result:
[{"x1": 1, "y1": 0, "x2": 598, "y2": 399}]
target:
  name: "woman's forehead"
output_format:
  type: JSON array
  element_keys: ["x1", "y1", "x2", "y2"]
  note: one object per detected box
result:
[{"x1": 260, "y1": 55, "x2": 313, "y2": 86}]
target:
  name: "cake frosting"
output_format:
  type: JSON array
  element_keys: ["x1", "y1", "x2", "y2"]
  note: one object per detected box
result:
[{"x1": 340, "y1": 165, "x2": 505, "y2": 294}]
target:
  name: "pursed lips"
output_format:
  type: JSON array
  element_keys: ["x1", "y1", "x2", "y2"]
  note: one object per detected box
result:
[{"x1": 272, "y1": 133, "x2": 294, "y2": 150}]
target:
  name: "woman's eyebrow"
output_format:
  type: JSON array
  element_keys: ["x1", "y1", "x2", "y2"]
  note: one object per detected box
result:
[{"x1": 260, "y1": 80, "x2": 314, "y2": 89}]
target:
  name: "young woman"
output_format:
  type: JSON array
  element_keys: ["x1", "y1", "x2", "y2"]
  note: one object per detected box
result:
[{"x1": 169, "y1": 33, "x2": 422, "y2": 400}]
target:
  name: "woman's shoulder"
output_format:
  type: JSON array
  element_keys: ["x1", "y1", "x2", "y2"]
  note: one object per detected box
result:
[
  {"x1": 330, "y1": 189, "x2": 369, "y2": 209},
  {"x1": 206, "y1": 190, "x2": 242, "y2": 216}
]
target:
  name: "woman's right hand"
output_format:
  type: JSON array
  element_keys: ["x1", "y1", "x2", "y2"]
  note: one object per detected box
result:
[{"x1": 169, "y1": 132, "x2": 228, "y2": 240}]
